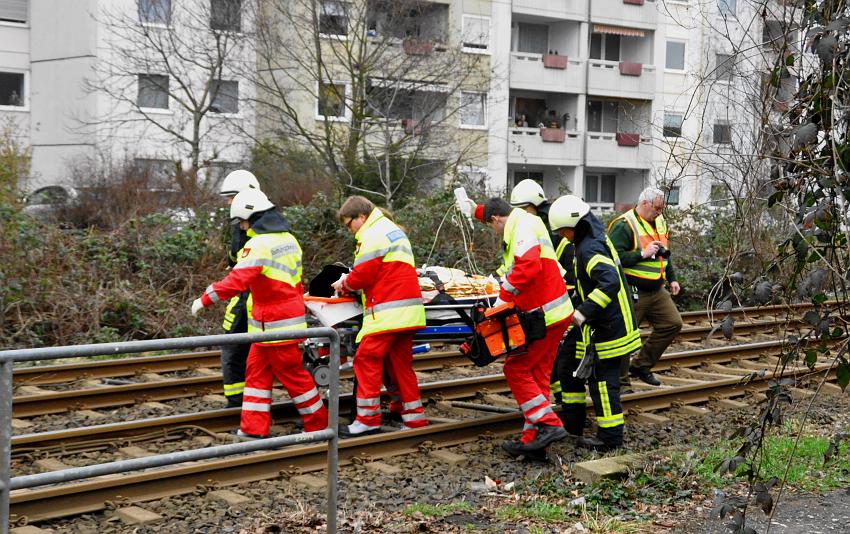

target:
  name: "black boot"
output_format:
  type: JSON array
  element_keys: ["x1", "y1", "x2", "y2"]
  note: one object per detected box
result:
[
  {"x1": 524, "y1": 424, "x2": 568, "y2": 450},
  {"x1": 225, "y1": 394, "x2": 243, "y2": 408},
  {"x1": 501, "y1": 440, "x2": 549, "y2": 462},
  {"x1": 576, "y1": 436, "x2": 621, "y2": 452},
  {"x1": 629, "y1": 366, "x2": 661, "y2": 386}
]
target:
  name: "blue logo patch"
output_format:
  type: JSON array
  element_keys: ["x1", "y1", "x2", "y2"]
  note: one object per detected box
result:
[{"x1": 386, "y1": 230, "x2": 406, "y2": 242}]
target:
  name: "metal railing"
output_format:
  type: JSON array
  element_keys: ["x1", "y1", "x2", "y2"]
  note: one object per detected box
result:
[{"x1": 0, "y1": 328, "x2": 340, "y2": 534}]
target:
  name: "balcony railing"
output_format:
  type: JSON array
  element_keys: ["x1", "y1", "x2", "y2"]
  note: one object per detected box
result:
[
  {"x1": 585, "y1": 132, "x2": 652, "y2": 169},
  {"x1": 512, "y1": 0, "x2": 588, "y2": 20},
  {"x1": 587, "y1": 60, "x2": 656, "y2": 99},
  {"x1": 591, "y1": 0, "x2": 657, "y2": 29},
  {"x1": 510, "y1": 52, "x2": 585, "y2": 93},
  {"x1": 508, "y1": 127, "x2": 582, "y2": 166}
]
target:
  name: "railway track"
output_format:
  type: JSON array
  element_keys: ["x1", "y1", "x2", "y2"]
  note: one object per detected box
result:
[{"x1": 8, "y1": 336, "x2": 845, "y2": 524}]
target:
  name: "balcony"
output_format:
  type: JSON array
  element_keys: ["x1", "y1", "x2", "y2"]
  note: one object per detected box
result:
[
  {"x1": 591, "y1": 0, "x2": 657, "y2": 30},
  {"x1": 510, "y1": 53, "x2": 585, "y2": 94},
  {"x1": 587, "y1": 60, "x2": 656, "y2": 99},
  {"x1": 585, "y1": 132, "x2": 652, "y2": 169},
  {"x1": 512, "y1": 0, "x2": 587, "y2": 21},
  {"x1": 508, "y1": 127, "x2": 582, "y2": 166}
]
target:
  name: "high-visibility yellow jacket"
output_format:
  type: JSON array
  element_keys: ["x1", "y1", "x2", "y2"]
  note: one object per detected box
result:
[
  {"x1": 343, "y1": 208, "x2": 425, "y2": 342},
  {"x1": 608, "y1": 210, "x2": 671, "y2": 288}
]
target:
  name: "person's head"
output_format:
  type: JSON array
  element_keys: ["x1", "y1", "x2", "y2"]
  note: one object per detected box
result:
[
  {"x1": 479, "y1": 197, "x2": 513, "y2": 236},
  {"x1": 219, "y1": 170, "x2": 260, "y2": 206},
  {"x1": 548, "y1": 195, "x2": 590, "y2": 243},
  {"x1": 635, "y1": 187, "x2": 665, "y2": 222},
  {"x1": 230, "y1": 189, "x2": 274, "y2": 230},
  {"x1": 510, "y1": 179, "x2": 547, "y2": 212},
  {"x1": 338, "y1": 195, "x2": 374, "y2": 235}
]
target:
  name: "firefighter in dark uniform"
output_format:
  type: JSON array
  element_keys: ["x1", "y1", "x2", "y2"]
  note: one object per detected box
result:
[
  {"x1": 548, "y1": 195, "x2": 641, "y2": 451},
  {"x1": 217, "y1": 170, "x2": 261, "y2": 408}
]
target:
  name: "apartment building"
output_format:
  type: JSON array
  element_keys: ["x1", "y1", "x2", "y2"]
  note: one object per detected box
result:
[{"x1": 0, "y1": 0, "x2": 254, "y2": 190}]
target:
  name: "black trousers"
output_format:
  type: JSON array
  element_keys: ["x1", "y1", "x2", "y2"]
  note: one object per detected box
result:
[
  {"x1": 555, "y1": 328, "x2": 624, "y2": 446},
  {"x1": 221, "y1": 342, "x2": 250, "y2": 407}
]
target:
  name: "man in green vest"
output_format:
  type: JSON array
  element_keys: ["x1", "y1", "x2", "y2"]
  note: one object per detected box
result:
[{"x1": 608, "y1": 187, "x2": 683, "y2": 388}]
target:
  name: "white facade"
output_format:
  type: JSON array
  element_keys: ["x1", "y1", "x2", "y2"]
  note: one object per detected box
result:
[{"x1": 0, "y1": 0, "x2": 255, "y2": 190}]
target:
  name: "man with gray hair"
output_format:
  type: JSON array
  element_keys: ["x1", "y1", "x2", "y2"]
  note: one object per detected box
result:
[{"x1": 607, "y1": 187, "x2": 683, "y2": 388}]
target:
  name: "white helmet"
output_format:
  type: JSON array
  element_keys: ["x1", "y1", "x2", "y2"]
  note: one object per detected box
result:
[
  {"x1": 548, "y1": 195, "x2": 590, "y2": 231},
  {"x1": 510, "y1": 179, "x2": 547, "y2": 207},
  {"x1": 219, "y1": 170, "x2": 260, "y2": 197},
  {"x1": 230, "y1": 189, "x2": 274, "y2": 221}
]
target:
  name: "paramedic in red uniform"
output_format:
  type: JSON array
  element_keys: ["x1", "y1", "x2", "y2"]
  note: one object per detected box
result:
[
  {"x1": 192, "y1": 189, "x2": 327, "y2": 438},
  {"x1": 476, "y1": 198, "x2": 574, "y2": 456},
  {"x1": 332, "y1": 195, "x2": 429, "y2": 437}
]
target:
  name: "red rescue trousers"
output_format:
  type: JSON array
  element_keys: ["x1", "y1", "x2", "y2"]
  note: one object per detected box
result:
[
  {"x1": 353, "y1": 330, "x2": 428, "y2": 428},
  {"x1": 240, "y1": 342, "x2": 328, "y2": 436},
  {"x1": 503, "y1": 319, "x2": 569, "y2": 444}
]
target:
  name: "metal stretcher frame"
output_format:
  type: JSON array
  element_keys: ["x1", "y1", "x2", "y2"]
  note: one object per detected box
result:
[{"x1": 0, "y1": 328, "x2": 341, "y2": 534}]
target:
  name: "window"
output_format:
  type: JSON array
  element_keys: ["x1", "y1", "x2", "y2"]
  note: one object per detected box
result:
[
  {"x1": 319, "y1": 1, "x2": 350, "y2": 36},
  {"x1": 460, "y1": 91, "x2": 487, "y2": 127},
  {"x1": 513, "y1": 171, "x2": 543, "y2": 188},
  {"x1": 0, "y1": 0, "x2": 27, "y2": 24},
  {"x1": 0, "y1": 72, "x2": 25, "y2": 107},
  {"x1": 666, "y1": 186, "x2": 680, "y2": 206},
  {"x1": 718, "y1": 0, "x2": 736, "y2": 17},
  {"x1": 210, "y1": 0, "x2": 241, "y2": 32},
  {"x1": 585, "y1": 174, "x2": 616, "y2": 204},
  {"x1": 709, "y1": 182, "x2": 727, "y2": 204},
  {"x1": 135, "y1": 158, "x2": 174, "y2": 182},
  {"x1": 713, "y1": 122, "x2": 732, "y2": 144},
  {"x1": 515, "y1": 23, "x2": 549, "y2": 55},
  {"x1": 462, "y1": 15, "x2": 490, "y2": 52},
  {"x1": 715, "y1": 53, "x2": 734, "y2": 81},
  {"x1": 210, "y1": 80, "x2": 238, "y2": 114},
  {"x1": 317, "y1": 82, "x2": 347, "y2": 119},
  {"x1": 139, "y1": 0, "x2": 170, "y2": 25},
  {"x1": 587, "y1": 100, "x2": 619, "y2": 133},
  {"x1": 663, "y1": 112, "x2": 683, "y2": 138},
  {"x1": 137, "y1": 74, "x2": 169, "y2": 109},
  {"x1": 590, "y1": 33, "x2": 620, "y2": 61},
  {"x1": 665, "y1": 41, "x2": 686, "y2": 71}
]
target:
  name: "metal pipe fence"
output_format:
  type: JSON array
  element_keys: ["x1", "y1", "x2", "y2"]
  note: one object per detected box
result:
[{"x1": 0, "y1": 328, "x2": 340, "y2": 534}]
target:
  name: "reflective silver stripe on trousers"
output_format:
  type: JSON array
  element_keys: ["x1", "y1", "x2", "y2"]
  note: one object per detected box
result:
[
  {"x1": 354, "y1": 243, "x2": 414, "y2": 266},
  {"x1": 542, "y1": 291, "x2": 571, "y2": 312},
  {"x1": 205, "y1": 284, "x2": 221, "y2": 304},
  {"x1": 234, "y1": 258, "x2": 301, "y2": 277},
  {"x1": 298, "y1": 398, "x2": 325, "y2": 415},
  {"x1": 357, "y1": 407, "x2": 381, "y2": 416},
  {"x1": 523, "y1": 423, "x2": 536, "y2": 431},
  {"x1": 402, "y1": 412, "x2": 427, "y2": 422},
  {"x1": 527, "y1": 405, "x2": 554, "y2": 423},
  {"x1": 242, "y1": 401, "x2": 271, "y2": 412},
  {"x1": 370, "y1": 298, "x2": 423, "y2": 313},
  {"x1": 402, "y1": 400, "x2": 422, "y2": 411},
  {"x1": 244, "y1": 387, "x2": 272, "y2": 398},
  {"x1": 520, "y1": 394, "x2": 547, "y2": 412},
  {"x1": 357, "y1": 397, "x2": 381, "y2": 406},
  {"x1": 291, "y1": 388, "x2": 319, "y2": 404},
  {"x1": 247, "y1": 315, "x2": 307, "y2": 330}
]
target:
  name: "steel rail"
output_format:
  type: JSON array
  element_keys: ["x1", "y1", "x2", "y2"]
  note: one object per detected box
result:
[{"x1": 8, "y1": 356, "x2": 839, "y2": 523}]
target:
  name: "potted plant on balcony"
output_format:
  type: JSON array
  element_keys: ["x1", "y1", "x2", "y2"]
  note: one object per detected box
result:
[
  {"x1": 615, "y1": 132, "x2": 641, "y2": 146},
  {"x1": 403, "y1": 38, "x2": 434, "y2": 56}
]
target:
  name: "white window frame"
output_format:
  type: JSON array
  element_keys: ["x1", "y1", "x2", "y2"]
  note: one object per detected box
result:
[
  {"x1": 663, "y1": 111, "x2": 684, "y2": 138},
  {"x1": 138, "y1": 0, "x2": 171, "y2": 27},
  {"x1": 713, "y1": 121, "x2": 732, "y2": 145},
  {"x1": 318, "y1": 0, "x2": 351, "y2": 39},
  {"x1": 0, "y1": 69, "x2": 28, "y2": 111},
  {"x1": 315, "y1": 81, "x2": 350, "y2": 122},
  {"x1": 137, "y1": 73, "x2": 171, "y2": 113},
  {"x1": 718, "y1": 0, "x2": 736, "y2": 18},
  {"x1": 665, "y1": 40, "x2": 686, "y2": 72},
  {"x1": 462, "y1": 14, "x2": 491, "y2": 55},
  {"x1": 209, "y1": 79, "x2": 240, "y2": 116},
  {"x1": 0, "y1": 0, "x2": 28, "y2": 26},
  {"x1": 715, "y1": 53, "x2": 734, "y2": 83},
  {"x1": 459, "y1": 91, "x2": 487, "y2": 130}
]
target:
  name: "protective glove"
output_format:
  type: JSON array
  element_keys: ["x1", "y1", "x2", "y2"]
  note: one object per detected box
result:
[
  {"x1": 191, "y1": 298, "x2": 204, "y2": 317},
  {"x1": 457, "y1": 198, "x2": 477, "y2": 218},
  {"x1": 331, "y1": 274, "x2": 349, "y2": 296},
  {"x1": 571, "y1": 309, "x2": 585, "y2": 327}
]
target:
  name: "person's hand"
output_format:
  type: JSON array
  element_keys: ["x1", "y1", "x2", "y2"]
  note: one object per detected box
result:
[
  {"x1": 641, "y1": 241, "x2": 662, "y2": 259},
  {"x1": 191, "y1": 298, "x2": 204, "y2": 317},
  {"x1": 331, "y1": 274, "x2": 349, "y2": 296},
  {"x1": 670, "y1": 281, "x2": 681, "y2": 296},
  {"x1": 456, "y1": 198, "x2": 477, "y2": 218},
  {"x1": 570, "y1": 309, "x2": 585, "y2": 327}
]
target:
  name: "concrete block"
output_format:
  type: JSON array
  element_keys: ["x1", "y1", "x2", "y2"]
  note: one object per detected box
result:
[
  {"x1": 34, "y1": 458, "x2": 69, "y2": 471},
  {"x1": 203, "y1": 394, "x2": 229, "y2": 404},
  {"x1": 292, "y1": 474, "x2": 326, "y2": 490},
  {"x1": 191, "y1": 436, "x2": 215, "y2": 447},
  {"x1": 819, "y1": 382, "x2": 846, "y2": 396},
  {"x1": 632, "y1": 412, "x2": 670, "y2": 425},
  {"x1": 15, "y1": 386, "x2": 49, "y2": 396},
  {"x1": 481, "y1": 394, "x2": 518, "y2": 408},
  {"x1": 194, "y1": 367, "x2": 220, "y2": 376},
  {"x1": 119, "y1": 446, "x2": 152, "y2": 458},
  {"x1": 716, "y1": 399, "x2": 749, "y2": 410},
  {"x1": 116, "y1": 506, "x2": 162, "y2": 525},
  {"x1": 678, "y1": 405, "x2": 709, "y2": 416},
  {"x1": 574, "y1": 457, "x2": 630, "y2": 484},
  {"x1": 75, "y1": 410, "x2": 106, "y2": 419},
  {"x1": 208, "y1": 489, "x2": 250, "y2": 505},
  {"x1": 365, "y1": 461, "x2": 402, "y2": 476},
  {"x1": 11, "y1": 526, "x2": 54, "y2": 534},
  {"x1": 414, "y1": 372, "x2": 431, "y2": 382},
  {"x1": 141, "y1": 401, "x2": 172, "y2": 411},
  {"x1": 138, "y1": 373, "x2": 163, "y2": 381},
  {"x1": 11, "y1": 418, "x2": 33, "y2": 429},
  {"x1": 429, "y1": 449, "x2": 467, "y2": 466}
]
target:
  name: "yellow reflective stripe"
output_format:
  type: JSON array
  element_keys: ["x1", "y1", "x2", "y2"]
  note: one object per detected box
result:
[
  {"x1": 598, "y1": 381, "x2": 611, "y2": 418},
  {"x1": 356, "y1": 301, "x2": 426, "y2": 342},
  {"x1": 562, "y1": 392, "x2": 586, "y2": 404},
  {"x1": 549, "y1": 381, "x2": 562, "y2": 394},
  {"x1": 597, "y1": 413, "x2": 625, "y2": 428},
  {"x1": 586, "y1": 254, "x2": 615, "y2": 276},
  {"x1": 587, "y1": 288, "x2": 611, "y2": 309},
  {"x1": 221, "y1": 295, "x2": 241, "y2": 330},
  {"x1": 223, "y1": 382, "x2": 245, "y2": 395},
  {"x1": 555, "y1": 237, "x2": 569, "y2": 260},
  {"x1": 247, "y1": 315, "x2": 308, "y2": 344},
  {"x1": 596, "y1": 330, "x2": 642, "y2": 359}
]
